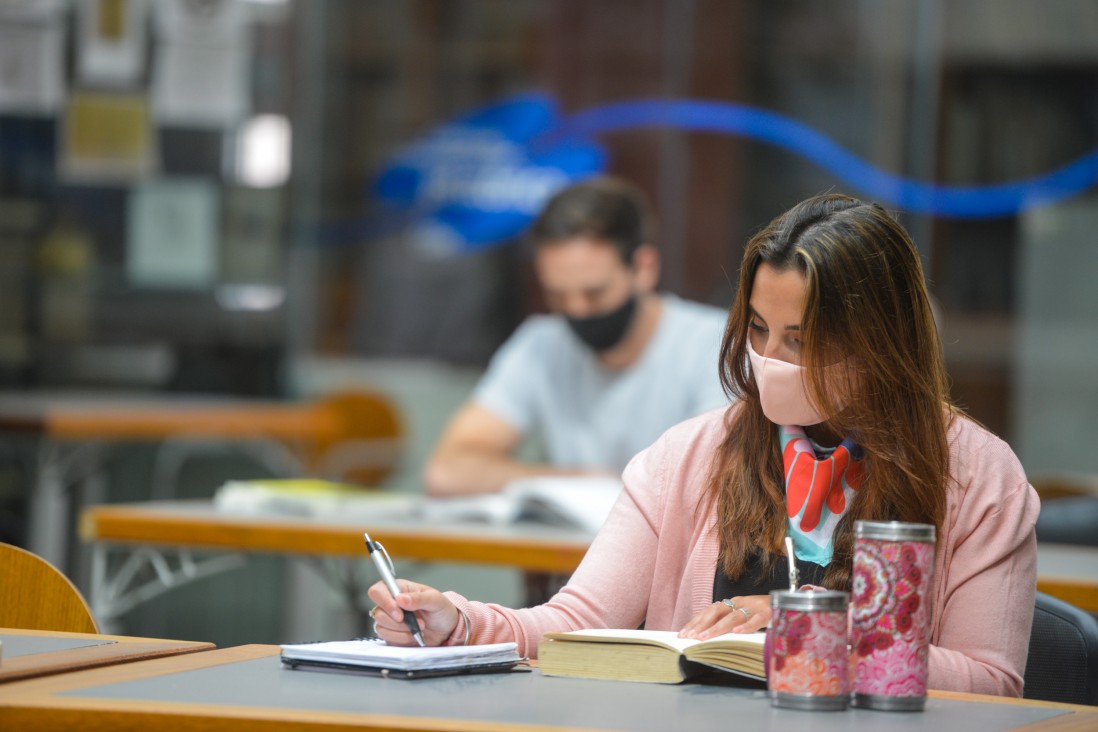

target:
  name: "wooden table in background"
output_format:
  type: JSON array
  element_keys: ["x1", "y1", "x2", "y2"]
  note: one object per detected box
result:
[
  {"x1": 79, "y1": 501, "x2": 1098, "y2": 632},
  {"x1": 1036, "y1": 542, "x2": 1098, "y2": 614},
  {"x1": 79, "y1": 499, "x2": 591, "y2": 629},
  {"x1": 82, "y1": 499, "x2": 589, "y2": 573},
  {"x1": 0, "y1": 390, "x2": 399, "y2": 576}
]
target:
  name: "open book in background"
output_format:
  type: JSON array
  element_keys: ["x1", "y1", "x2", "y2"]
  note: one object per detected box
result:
[
  {"x1": 212, "y1": 476, "x2": 622, "y2": 533},
  {"x1": 280, "y1": 638, "x2": 524, "y2": 679},
  {"x1": 537, "y1": 628, "x2": 767, "y2": 684},
  {"x1": 421, "y1": 475, "x2": 623, "y2": 534}
]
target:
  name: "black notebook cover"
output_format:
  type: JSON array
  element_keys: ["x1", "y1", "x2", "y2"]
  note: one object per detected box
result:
[{"x1": 280, "y1": 656, "x2": 529, "y2": 679}]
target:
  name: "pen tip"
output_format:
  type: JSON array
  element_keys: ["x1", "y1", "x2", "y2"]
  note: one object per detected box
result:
[{"x1": 414, "y1": 633, "x2": 426, "y2": 647}]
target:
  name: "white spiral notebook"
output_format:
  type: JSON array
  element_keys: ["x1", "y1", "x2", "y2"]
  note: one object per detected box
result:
[{"x1": 280, "y1": 638, "x2": 526, "y2": 679}]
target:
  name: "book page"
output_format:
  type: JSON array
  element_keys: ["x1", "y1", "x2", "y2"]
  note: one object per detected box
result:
[
  {"x1": 420, "y1": 493, "x2": 519, "y2": 525},
  {"x1": 505, "y1": 475, "x2": 623, "y2": 533},
  {"x1": 420, "y1": 475, "x2": 622, "y2": 532}
]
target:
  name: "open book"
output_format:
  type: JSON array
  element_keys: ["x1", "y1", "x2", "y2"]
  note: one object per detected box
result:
[
  {"x1": 537, "y1": 628, "x2": 767, "y2": 684},
  {"x1": 280, "y1": 638, "x2": 524, "y2": 679},
  {"x1": 421, "y1": 476, "x2": 623, "y2": 534}
]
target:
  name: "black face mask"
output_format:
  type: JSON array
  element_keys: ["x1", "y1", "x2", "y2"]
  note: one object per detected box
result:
[{"x1": 565, "y1": 295, "x2": 638, "y2": 353}]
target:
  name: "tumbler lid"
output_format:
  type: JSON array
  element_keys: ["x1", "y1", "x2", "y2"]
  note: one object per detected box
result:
[
  {"x1": 854, "y1": 520, "x2": 935, "y2": 542},
  {"x1": 770, "y1": 589, "x2": 849, "y2": 612}
]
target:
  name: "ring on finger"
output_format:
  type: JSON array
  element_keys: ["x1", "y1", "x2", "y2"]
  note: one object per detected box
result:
[
  {"x1": 721, "y1": 598, "x2": 737, "y2": 610},
  {"x1": 738, "y1": 607, "x2": 751, "y2": 618}
]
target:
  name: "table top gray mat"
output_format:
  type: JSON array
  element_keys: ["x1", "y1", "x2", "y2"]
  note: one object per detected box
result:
[
  {"x1": 1, "y1": 634, "x2": 115, "y2": 660},
  {"x1": 59, "y1": 655, "x2": 1068, "y2": 732}
]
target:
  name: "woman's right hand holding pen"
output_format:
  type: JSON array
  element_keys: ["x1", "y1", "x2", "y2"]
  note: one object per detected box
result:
[{"x1": 367, "y1": 579, "x2": 459, "y2": 646}]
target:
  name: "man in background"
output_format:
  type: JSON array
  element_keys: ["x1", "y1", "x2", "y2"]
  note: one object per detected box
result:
[{"x1": 424, "y1": 175, "x2": 730, "y2": 498}]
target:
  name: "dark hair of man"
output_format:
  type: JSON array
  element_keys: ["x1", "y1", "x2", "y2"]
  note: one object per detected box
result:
[{"x1": 528, "y1": 176, "x2": 651, "y2": 264}]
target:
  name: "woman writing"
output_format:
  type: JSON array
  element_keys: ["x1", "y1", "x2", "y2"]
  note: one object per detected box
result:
[{"x1": 368, "y1": 193, "x2": 1038, "y2": 696}]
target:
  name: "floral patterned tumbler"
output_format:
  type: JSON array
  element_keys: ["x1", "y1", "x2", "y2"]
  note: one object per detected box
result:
[
  {"x1": 850, "y1": 520, "x2": 936, "y2": 711},
  {"x1": 768, "y1": 589, "x2": 850, "y2": 710}
]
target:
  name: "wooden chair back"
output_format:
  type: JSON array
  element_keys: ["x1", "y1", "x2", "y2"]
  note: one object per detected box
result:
[
  {"x1": 0, "y1": 543, "x2": 98, "y2": 633},
  {"x1": 308, "y1": 390, "x2": 404, "y2": 486}
]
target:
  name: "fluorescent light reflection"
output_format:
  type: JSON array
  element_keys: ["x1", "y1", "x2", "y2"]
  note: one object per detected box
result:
[
  {"x1": 236, "y1": 114, "x2": 291, "y2": 187},
  {"x1": 216, "y1": 284, "x2": 286, "y2": 312}
]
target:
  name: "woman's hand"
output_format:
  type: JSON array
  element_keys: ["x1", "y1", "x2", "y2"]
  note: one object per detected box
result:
[
  {"x1": 366, "y1": 579, "x2": 459, "y2": 646},
  {"x1": 678, "y1": 595, "x2": 772, "y2": 639}
]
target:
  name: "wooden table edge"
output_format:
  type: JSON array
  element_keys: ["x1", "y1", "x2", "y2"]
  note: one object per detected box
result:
[
  {"x1": 1, "y1": 645, "x2": 1093, "y2": 731},
  {"x1": 80, "y1": 505, "x2": 591, "y2": 574},
  {"x1": 0, "y1": 628, "x2": 216, "y2": 684},
  {"x1": 1, "y1": 627, "x2": 214, "y2": 644},
  {"x1": 42, "y1": 404, "x2": 341, "y2": 443},
  {"x1": 1036, "y1": 578, "x2": 1098, "y2": 614}
]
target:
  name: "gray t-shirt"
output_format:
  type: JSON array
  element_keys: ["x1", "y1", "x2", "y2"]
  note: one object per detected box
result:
[{"x1": 473, "y1": 294, "x2": 730, "y2": 473}]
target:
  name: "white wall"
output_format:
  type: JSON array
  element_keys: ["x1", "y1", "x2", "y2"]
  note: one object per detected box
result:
[{"x1": 1016, "y1": 200, "x2": 1098, "y2": 478}]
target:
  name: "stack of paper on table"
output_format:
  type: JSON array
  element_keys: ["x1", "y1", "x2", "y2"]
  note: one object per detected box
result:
[
  {"x1": 421, "y1": 475, "x2": 623, "y2": 534},
  {"x1": 538, "y1": 628, "x2": 767, "y2": 684},
  {"x1": 214, "y1": 479, "x2": 419, "y2": 522},
  {"x1": 280, "y1": 638, "x2": 523, "y2": 678}
]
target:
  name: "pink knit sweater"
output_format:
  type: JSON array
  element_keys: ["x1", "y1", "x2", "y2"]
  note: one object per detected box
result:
[{"x1": 446, "y1": 405, "x2": 1039, "y2": 696}]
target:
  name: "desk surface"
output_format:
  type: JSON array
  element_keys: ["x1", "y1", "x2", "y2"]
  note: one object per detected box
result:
[
  {"x1": 0, "y1": 628, "x2": 214, "y2": 684},
  {"x1": 82, "y1": 499, "x2": 592, "y2": 574},
  {"x1": 0, "y1": 645, "x2": 1093, "y2": 732}
]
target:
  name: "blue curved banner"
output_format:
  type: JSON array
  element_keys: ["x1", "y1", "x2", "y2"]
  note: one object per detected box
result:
[
  {"x1": 553, "y1": 99, "x2": 1098, "y2": 219},
  {"x1": 368, "y1": 94, "x2": 1098, "y2": 252}
]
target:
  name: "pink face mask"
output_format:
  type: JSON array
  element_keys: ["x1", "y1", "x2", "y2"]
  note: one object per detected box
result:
[{"x1": 746, "y1": 339, "x2": 826, "y2": 426}]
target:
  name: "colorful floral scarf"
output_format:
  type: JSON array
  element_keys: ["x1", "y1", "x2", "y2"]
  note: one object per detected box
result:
[{"x1": 781, "y1": 425, "x2": 865, "y2": 566}]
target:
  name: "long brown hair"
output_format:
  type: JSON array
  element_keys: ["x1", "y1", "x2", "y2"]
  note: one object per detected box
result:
[{"x1": 709, "y1": 194, "x2": 952, "y2": 591}]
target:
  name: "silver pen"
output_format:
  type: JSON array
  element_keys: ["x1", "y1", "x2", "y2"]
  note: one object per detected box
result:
[
  {"x1": 785, "y1": 535, "x2": 800, "y2": 591},
  {"x1": 364, "y1": 532, "x2": 425, "y2": 646}
]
